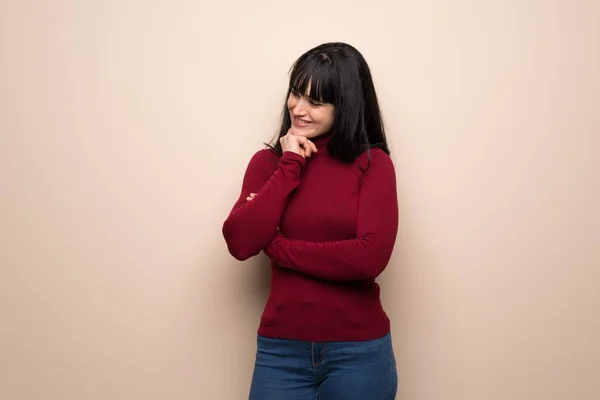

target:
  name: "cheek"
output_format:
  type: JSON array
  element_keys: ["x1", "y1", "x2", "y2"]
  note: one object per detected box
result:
[
  {"x1": 287, "y1": 95, "x2": 296, "y2": 110},
  {"x1": 319, "y1": 109, "x2": 335, "y2": 127}
]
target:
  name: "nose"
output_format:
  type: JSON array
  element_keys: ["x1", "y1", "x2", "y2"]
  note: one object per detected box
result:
[{"x1": 291, "y1": 97, "x2": 309, "y2": 116}]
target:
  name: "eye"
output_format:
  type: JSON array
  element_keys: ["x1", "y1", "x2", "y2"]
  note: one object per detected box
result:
[
  {"x1": 290, "y1": 88, "x2": 301, "y2": 98},
  {"x1": 309, "y1": 99, "x2": 323, "y2": 107}
]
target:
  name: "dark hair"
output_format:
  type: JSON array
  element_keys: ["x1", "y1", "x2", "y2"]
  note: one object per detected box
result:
[{"x1": 267, "y1": 42, "x2": 390, "y2": 164}]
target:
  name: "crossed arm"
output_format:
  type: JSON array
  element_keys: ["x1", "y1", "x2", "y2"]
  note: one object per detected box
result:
[
  {"x1": 223, "y1": 149, "x2": 398, "y2": 281},
  {"x1": 264, "y1": 150, "x2": 398, "y2": 281}
]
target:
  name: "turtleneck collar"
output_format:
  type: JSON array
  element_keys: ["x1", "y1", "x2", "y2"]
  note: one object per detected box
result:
[{"x1": 312, "y1": 132, "x2": 333, "y2": 152}]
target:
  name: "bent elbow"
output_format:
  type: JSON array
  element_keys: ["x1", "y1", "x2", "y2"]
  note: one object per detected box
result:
[
  {"x1": 351, "y1": 237, "x2": 392, "y2": 280},
  {"x1": 228, "y1": 246, "x2": 254, "y2": 261},
  {"x1": 358, "y1": 263, "x2": 386, "y2": 280},
  {"x1": 222, "y1": 221, "x2": 245, "y2": 261},
  {"x1": 222, "y1": 222, "x2": 260, "y2": 261},
  {"x1": 360, "y1": 247, "x2": 393, "y2": 280}
]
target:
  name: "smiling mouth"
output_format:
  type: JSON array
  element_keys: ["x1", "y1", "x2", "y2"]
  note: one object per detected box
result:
[{"x1": 294, "y1": 117, "x2": 312, "y2": 125}]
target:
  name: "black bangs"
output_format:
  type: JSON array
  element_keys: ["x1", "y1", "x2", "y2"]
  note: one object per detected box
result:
[{"x1": 289, "y1": 56, "x2": 338, "y2": 105}]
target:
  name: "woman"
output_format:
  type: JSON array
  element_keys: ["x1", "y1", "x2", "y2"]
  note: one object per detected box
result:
[{"x1": 222, "y1": 42, "x2": 399, "y2": 399}]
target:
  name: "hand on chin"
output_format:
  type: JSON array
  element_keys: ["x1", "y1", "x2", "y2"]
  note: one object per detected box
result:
[{"x1": 290, "y1": 127, "x2": 316, "y2": 138}]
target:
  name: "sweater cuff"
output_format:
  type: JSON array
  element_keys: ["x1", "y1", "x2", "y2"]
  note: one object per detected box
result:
[{"x1": 281, "y1": 151, "x2": 306, "y2": 166}]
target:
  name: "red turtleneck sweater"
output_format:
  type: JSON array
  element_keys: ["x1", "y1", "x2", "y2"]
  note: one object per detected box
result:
[{"x1": 222, "y1": 134, "x2": 398, "y2": 342}]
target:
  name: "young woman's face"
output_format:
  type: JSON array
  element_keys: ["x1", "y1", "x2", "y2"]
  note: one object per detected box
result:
[{"x1": 287, "y1": 85, "x2": 335, "y2": 139}]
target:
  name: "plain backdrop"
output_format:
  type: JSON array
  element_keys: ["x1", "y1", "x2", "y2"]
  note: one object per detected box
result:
[{"x1": 1, "y1": 1, "x2": 599, "y2": 399}]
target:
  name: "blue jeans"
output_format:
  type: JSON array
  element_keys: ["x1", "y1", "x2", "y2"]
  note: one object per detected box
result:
[{"x1": 249, "y1": 333, "x2": 397, "y2": 399}]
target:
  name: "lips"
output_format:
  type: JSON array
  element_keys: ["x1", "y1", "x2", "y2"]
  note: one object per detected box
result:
[{"x1": 294, "y1": 117, "x2": 312, "y2": 126}]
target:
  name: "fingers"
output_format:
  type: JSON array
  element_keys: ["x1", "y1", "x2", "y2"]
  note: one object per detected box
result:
[
  {"x1": 297, "y1": 136, "x2": 318, "y2": 158},
  {"x1": 281, "y1": 130, "x2": 318, "y2": 159},
  {"x1": 280, "y1": 133, "x2": 302, "y2": 157},
  {"x1": 246, "y1": 193, "x2": 257, "y2": 202},
  {"x1": 298, "y1": 137, "x2": 311, "y2": 158}
]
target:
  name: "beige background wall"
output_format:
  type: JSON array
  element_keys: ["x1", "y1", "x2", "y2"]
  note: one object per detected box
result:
[{"x1": 1, "y1": 1, "x2": 598, "y2": 399}]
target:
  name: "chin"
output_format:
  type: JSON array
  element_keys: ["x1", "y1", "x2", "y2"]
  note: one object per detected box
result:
[
  {"x1": 291, "y1": 128, "x2": 317, "y2": 138},
  {"x1": 307, "y1": 131, "x2": 327, "y2": 139}
]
